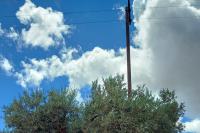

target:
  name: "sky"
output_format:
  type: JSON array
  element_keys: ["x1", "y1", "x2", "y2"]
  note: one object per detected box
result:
[{"x1": 0, "y1": 0, "x2": 200, "y2": 132}]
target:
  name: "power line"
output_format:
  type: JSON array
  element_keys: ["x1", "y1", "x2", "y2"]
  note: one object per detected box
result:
[
  {"x1": 68, "y1": 19, "x2": 121, "y2": 25},
  {"x1": 3, "y1": 14, "x2": 200, "y2": 21},
  {"x1": 1, "y1": 3, "x2": 200, "y2": 19},
  {"x1": 0, "y1": 3, "x2": 200, "y2": 19},
  {"x1": 136, "y1": 17, "x2": 200, "y2": 25},
  {"x1": 1, "y1": 13, "x2": 200, "y2": 26},
  {"x1": 3, "y1": 15, "x2": 200, "y2": 28},
  {"x1": 0, "y1": 9, "x2": 117, "y2": 18},
  {"x1": 140, "y1": 16, "x2": 200, "y2": 20},
  {"x1": 134, "y1": 4, "x2": 200, "y2": 9},
  {"x1": 63, "y1": 9, "x2": 116, "y2": 14},
  {"x1": 0, "y1": 7, "x2": 200, "y2": 26},
  {"x1": 7, "y1": 19, "x2": 122, "y2": 29}
]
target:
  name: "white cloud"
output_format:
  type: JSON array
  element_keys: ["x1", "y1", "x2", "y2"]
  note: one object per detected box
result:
[
  {"x1": 15, "y1": 46, "x2": 151, "y2": 90},
  {"x1": 133, "y1": 0, "x2": 200, "y2": 118},
  {"x1": 16, "y1": 0, "x2": 70, "y2": 50},
  {"x1": 133, "y1": 0, "x2": 147, "y2": 22},
  {"x1": 15, "y1": 54, "x2": 66, "y2": 88},
  {"x1": 185, "y1": 119, "x2": 200, "y2": 133},
  {"x1": 114, "y1": 5, "x2": 125, "y2": 21},
  {"x1": 0, "y1": 24, "x2": 4, "y2": 35},
  {"x1": 0, "y1": 24, "x2": 20, "y2": 41},
  {"x1": 0, "y1": 56, "x2": 14, "y2": 75},
  {"x1": 6, "y1": 27, "x2": 20, "y2": 41}
]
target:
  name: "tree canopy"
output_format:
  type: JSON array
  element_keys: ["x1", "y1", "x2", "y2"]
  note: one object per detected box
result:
[
  {"x1": 3, "y1": 75, "x2": 185, "y2": 133},
  {"x1": 83, "y1": 75, "x2": 185, "y2": 133},
  {"x1": 3, "y1": 89, "x2": 82, "y2": 133}
]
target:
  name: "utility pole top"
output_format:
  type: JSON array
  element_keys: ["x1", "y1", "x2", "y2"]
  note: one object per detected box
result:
[{"x1": 127, "y1": 0, "x2": 132, "y2": 25}]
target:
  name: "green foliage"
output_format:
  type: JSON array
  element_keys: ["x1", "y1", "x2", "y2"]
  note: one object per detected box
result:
[
  {"x1": 3, "y1": 75, "x2": 185, "y2": 133},
  {"x1": 3, "y1": 89, "x2": 82, "y2": 133},
  {"x1": 83, "y1": 75, "x2": 185, "y2": 133}
]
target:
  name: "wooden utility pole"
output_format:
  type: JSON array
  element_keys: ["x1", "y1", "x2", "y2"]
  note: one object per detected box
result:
[{"x1": 125, "y1": 0, "x2": 132, "y2": 98}]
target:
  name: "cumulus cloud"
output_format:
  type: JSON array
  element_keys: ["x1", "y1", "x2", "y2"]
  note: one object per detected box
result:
[
  {"x1": 15, "y1": 46, "x2": 151, "y2": 90},
  {"x1": 16, "y1": 0, "x2": 70, "y2": 50},
  {"x1": 133, "y1": 0, "x2": 200, "y2": 118},
  {"x1": 0, "y1": 56, "x2": 14, "y2": 75},
  {"x1": 185, "y1": 119, "x2": 200, "y2": 133}
]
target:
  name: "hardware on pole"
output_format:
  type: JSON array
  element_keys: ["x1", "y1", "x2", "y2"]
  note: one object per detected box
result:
[{"x1": 125, "y1": 0, "x2": 132, "y2": 98}]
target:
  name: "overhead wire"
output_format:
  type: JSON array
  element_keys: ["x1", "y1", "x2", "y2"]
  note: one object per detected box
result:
[
  {"x1": 134, "y1": 4, "x2": 200, "y2": 9},
  {"x1": 1, "y1": 2, "x2": 200, "y2": 26},
  {"x1": 62, "y1": 9, "x2": 116, "y2": 14},
  {"x1": 0, "y1": 9, "x2": 116, "y2": 18},
  {"x1": 68, "y1": 19, "x2": 121, "y2": 25},
  {"x1": 5, "y1": 19, "x2": 122, "y2": 30},
  {"x1": 0, "y1": 8, "x2": 122, "y2": 26},
  {"x1": 1, "y1": 3, "x2": 200, "y2": 18},
  {"x1": 139, "y1": 16, "x2": 200, "y2": 20}
]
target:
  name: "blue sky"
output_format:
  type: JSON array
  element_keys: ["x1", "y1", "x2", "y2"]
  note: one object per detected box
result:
[
  {"x1": 0, "y1": 0, "x2": 200, "y2": 132},
  {"x1": 0, "y1": 0, "x2": 128, "y2": 129}
]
